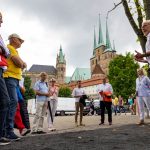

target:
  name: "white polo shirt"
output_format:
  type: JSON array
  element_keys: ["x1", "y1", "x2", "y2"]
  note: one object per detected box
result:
[
  {"x1": 146, "y1": 33, "x2": 150, "y2": 64},
  {"x1": 72, "y1": 87, "x2": 85, "y2": 102}
]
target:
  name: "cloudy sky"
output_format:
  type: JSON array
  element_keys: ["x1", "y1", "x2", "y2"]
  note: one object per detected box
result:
[{"x1": 1, "y1": 0, "x2": 141, "y2": 76}]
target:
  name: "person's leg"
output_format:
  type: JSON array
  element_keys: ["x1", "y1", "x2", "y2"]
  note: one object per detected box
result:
[
  {"x1": 100, "y1": 101, "x2": 105, "y2": 124},
  {"x1": 105, "y1": 102, "x2": 112, "y2": 124},
  {"x1": 14, "y1": 103, "x2": 25, "y2": 133},
  {"x1": 137, "y1": 97, "x2": 145, "y2": 123},
  {"x1": 143, "y1": 97, "x2": 150, "y2": 118},
  {"x1": 0, "y1": 69, "x2": 9, "y2": 139},
  {"x1": 75, "y1": 102, "x2": 79, "y2": 126},
  {"x1": 79, "y1": 103, "x2": 84, "y2": 125},
  {"x1": 19, "y1": 100, "x2": 30, "y2": 129},
  {"x1": 4, "y1": 78, "x2": 18, "y2": 136},
  {"x1": 38, "y1": 101, "x2": 47, "y2": 131},
  {"x1": 51, "y1": 100, "x2": 58, "y2": 122},
  {"x1": 4, "y1": 78, "x2": 20, "y2": 140},
  {"x1": 32, "y1": 102, "x2": 42, "y2": 132},
  {"x1": 114, "y1": 105, "x2": 117, "y2": 115}
]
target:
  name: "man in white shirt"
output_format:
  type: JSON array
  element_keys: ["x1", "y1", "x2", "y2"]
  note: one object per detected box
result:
[
  {"x1": 97, "y1": 77, "x2": 113, "y2": 125},
  {"x1": 135, "y1": 20, "x2": 150, "y2": 65},
  {"x1": 72, "y1": 80, "x2": 86, "y2": 127}
]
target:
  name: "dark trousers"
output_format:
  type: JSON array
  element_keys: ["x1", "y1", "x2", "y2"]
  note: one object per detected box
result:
[
  {"x1": 20, "y1": 101, "x2": 30, "y2": 129},
  {"x1": 100, "y1": 101, "x2": 112, "y2": 123},
  {"x1": 0, "y1": 68, "x2": 10, "y2": 138}
]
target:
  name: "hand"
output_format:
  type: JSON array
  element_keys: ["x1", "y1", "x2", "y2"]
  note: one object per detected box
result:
[
  {"x1": 134, "y1": 57, "x2": 148, "y2": 63},
  {"x1": 135, "y1": 50, "x2": 143, "y2": 59},
  {"x1": 22, "y1": 62, "x2": 27, "y2": 69}
]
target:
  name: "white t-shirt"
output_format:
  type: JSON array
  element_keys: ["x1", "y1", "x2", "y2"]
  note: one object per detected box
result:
[
  {"x1": 97, "y1": 83, "x2": 113, "y2": 101},
  {"x1": 72, "y1": 87, "x2": 85, "y2": 102},
  {"x1": 146, "y1": 33, "x2": 150, "y2": 64}
]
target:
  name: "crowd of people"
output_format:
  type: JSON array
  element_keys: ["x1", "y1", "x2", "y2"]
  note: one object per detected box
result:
[{"x1": 0, "y1": 10, "x2": 150, "y2": 146}]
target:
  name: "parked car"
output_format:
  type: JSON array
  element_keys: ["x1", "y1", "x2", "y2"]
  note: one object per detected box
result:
[
  {"x1": 83, "y1": 100, "x2": 90, "y2": 115},
  {"x1": 93, "y1": 99, "x2": 101, "y2": 115}
]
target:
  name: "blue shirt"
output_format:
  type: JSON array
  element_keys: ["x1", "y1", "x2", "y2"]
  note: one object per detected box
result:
[
  {"x1": 34, "y1": 80, "x2": 49, "y2": 102},
  {"x1": 136, "y1": 75, "x2": 150, "y2": 97}
]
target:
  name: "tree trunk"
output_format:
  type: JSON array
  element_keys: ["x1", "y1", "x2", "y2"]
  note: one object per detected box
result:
[
  {"x1": 143, "y1": 0, "x2": 150, "y2": 19},
  {"x1": 122, "y1": 0, "x2": 146, "y2": 53}
]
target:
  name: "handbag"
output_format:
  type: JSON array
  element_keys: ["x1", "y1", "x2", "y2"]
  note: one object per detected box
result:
[
  {"x1": 103, "y1": 91, "x2": 112, "y2": 102},
  {"x1": 79, "y1": 95, "x2": 88, "y2": 106}
]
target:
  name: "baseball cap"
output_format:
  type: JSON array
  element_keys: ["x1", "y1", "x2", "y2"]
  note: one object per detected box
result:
[{"x1": 8, "y1": 33, "x2": 24, "y2": 43}]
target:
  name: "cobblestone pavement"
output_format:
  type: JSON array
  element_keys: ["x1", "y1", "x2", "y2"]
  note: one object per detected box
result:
[{"x1": 1, "y1": 114, "x2": 150, "y2": 150}]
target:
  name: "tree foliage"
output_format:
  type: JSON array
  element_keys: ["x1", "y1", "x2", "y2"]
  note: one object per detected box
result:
[
  {"x1": 108, "y1": 53, "x2": 139, "y2": 100},
  {"x1": 58, "y1": 86, "x2": 72, "y2": 97},
  {"x1": 24, "y1": 76, "x2": 35, "y2": 100}
]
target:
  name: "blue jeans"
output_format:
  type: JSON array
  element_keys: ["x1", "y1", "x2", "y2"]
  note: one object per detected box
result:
[
  {"x1": 0, "y1": 68, "x2": 9, "y2": 138},
  {"x1": 4, "y1": 77, "x2": 19, "y2": 134}
]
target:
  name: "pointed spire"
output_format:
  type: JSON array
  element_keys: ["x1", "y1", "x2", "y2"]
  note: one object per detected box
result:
[
  {"x1": 93, "y1": 26, "x2": 97, "y2": 55},
  {"x1": 106, "y1": 18, "x2": 112, "y2": 50},
  {"x1": 58, "y1": 45, "x2": 65, "y2": 63},
  {"x1": 60, "y1": 45, "x2": 62, "y2": 51},
  {"x1": 113, "y1": 40, "x2": 115, "y2": 50},
  {"x1": 98, "y1": 14, "x2": 104, "y2": 45}
]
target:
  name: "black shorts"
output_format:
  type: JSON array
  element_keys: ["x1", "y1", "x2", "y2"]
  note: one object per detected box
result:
[{"x1": 0, "y1": 68, "x2": 10, "y2": 109}]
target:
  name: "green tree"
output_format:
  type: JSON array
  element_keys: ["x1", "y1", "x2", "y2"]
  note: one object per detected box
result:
[
  {"x1": 58, "y1": 86, "x2": 72, "y2": 97},
  {"x1": 108, "y1": 53, "x2": 139, "y2": 100},
  {"x1": 24, "y1": 76, "x2": 35, "y2": 100}
]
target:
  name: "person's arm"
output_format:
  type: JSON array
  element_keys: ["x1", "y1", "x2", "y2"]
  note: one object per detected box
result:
[
  {"x1": 145, "y1": 76, "x2": 150, "y2": 87},
  {"x1": 11, "y1": 55, "x2": 26, "y2": 69},
  {"x1": 134, "y1": 57, "x2": 148, "y2": 63},
  {"x1": 35, "y1": 90, "x2": 49, "y2": 96},
  {"x1": 135, "y1": 50, "x2": 150, "y2": 58},
  {"x1": 34, "y1": 82, "x2": 49, "y2": 97}
]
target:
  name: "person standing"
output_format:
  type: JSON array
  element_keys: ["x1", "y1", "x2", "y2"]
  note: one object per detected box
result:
[
  {"x1": 0, "y1": 12, "x2": 11, "y2": 145},
  {"x1": 72, "y1": 80, "x2": 86, "y2": 127},
  {"x1": 97, "y1": 77, "x2": 113, "y2": 125},
  {"x1": 3, "y1": 33, "x2": 26, "y2": 140},
  {"x1": 128, "y1": 96, "x2": 135, "y2": 115},
  {"x1": 136, "y1": 68, "x2": 150, "y2": 125},
  {"x1": 47, "y1": 78, "x2": 59, "y2": 131},
  {"x1": 113, "y1": 96, "x2": 118, "y2": 115},
  {"x1": 32, "y1": 72, "x2": 49, "y2": 134},
  {"x1": 118, "y1": 95, "x2": 126, "y2": 115}
]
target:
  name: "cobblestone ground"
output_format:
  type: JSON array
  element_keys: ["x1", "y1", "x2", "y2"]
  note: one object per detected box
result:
[{"x1": 1, "y1": 114, "x2": 150, "y2": 150}]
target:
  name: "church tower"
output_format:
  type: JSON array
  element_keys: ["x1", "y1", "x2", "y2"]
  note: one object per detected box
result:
[
  {"x1": 90, "y1": 15, "x2": 117, "y2": 77},
  {"x1": 56, "y1": 45, "x2": 66, "y2": 84}
]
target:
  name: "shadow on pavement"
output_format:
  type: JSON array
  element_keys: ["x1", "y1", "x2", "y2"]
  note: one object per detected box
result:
[{"x1": 1, "y1": 123, "x2": 150, "y2": 150}]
